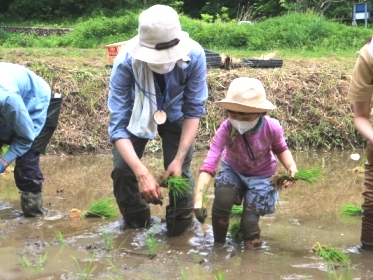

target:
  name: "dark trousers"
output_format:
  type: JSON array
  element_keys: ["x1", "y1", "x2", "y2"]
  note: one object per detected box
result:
[
  {"x1": 361, "y1": 141, "x2": 373, "y2": 247},
  {"x1": 111, "y1": 117, "x2": 195, "y2": 210},
  {"x1": 1, "y1": 96, "x2": 62, "y2": 193}
]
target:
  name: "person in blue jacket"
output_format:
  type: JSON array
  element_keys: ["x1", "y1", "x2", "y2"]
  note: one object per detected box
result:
[
  {"x1": 107, "y1": 5, "x2": 208, "y2": 236},
  {"x1": 0, "y1": 62, "x2": 62, "y2": 217}
]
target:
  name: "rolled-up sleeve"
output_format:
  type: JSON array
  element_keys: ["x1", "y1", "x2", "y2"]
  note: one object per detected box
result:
[
  {"x1": 348, "y1": 44, "x2": 373, "y2": 102},
  {"x1": 0, "y1": 94, "x2": 35, "y2": 164},
  {"x1": 182, "y1": 45, "x2": 208, "y2": 119},
  {"x1": 108, "y1": 52, "x2": 134, "y2": 142}
]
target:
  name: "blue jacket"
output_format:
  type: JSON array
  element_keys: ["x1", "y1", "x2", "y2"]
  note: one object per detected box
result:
[
  {"x1": 0, "y1": 63, "x2": 51, "y2": 164},
  {"x1": 107, "y1": 39, "x2": 208, "y2": 142}
]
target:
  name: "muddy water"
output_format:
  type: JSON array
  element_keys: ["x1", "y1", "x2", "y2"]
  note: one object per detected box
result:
[{"x1": 0, "y1": 150, "x2": 372, "y2": 280}]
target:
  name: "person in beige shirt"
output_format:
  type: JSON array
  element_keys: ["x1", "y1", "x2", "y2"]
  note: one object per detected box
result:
[{"x1": 348, "y1": 37, "x2": 373, "y2": 251}]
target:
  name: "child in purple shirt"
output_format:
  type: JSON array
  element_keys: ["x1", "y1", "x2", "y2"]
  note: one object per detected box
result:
[{"x1": 194, "y1": 77, "x2": 298, "y2": 249}]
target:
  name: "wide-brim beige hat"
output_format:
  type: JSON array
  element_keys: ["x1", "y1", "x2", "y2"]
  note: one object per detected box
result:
[
  {"x1": 126, "y1": 5, "x2": 191, "y2": 64},
  {"x1": 216, "y1": 77, "x2": 276, "y2": 113}
]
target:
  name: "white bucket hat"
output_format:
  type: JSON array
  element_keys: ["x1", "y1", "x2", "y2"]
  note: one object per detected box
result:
[
  {"x1": 216, "y1": 77, "x2": 276, "y2": 112},
  {"x1": 126, "y1": 5, "x2": 191, "y2": 64}
]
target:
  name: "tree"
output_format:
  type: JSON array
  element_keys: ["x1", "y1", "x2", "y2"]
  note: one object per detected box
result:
[{"x1": 280, "y1": 0, "x2": 353, "y2": 14}]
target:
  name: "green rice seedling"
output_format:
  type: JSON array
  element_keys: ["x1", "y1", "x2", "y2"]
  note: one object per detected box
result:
[
  {"x1": 145, "y1": 232, "x2": 158, "y2": 258},
  {"x1": 85, "y1": 198, "x2": 118, "y2": 218},
  {"x1": 201, "y1": 183, "x2": 211, "y2": 209},
  {"x1": 230, "y1": 205, "x2": 243, "y2": 217},
  {"x1": 166, "y1": 176, "x2": 191, "y2": 205},
  {"x1": 106, "y1": 259, "x2": 124, "y2": 280},
  {"x1": 54, "y1": 230, "x2": 67, "y2": 246},
  {"x1": 181, "y1": 269, "x2": 187, "y2": 280},
  {"x1": 70, "y1": 254, "x2": 97, "y2": 280},
  {"x1": 214, "y1": 270, "x2": 226, "y2": 280},
  {"x1": 101, "y1": 232, "x2": 115, "y2": 252},
  {"x1": 18, "y1": 256, "x2": 32, "y2": 271},
  {"x1": 312, "y1": 242, "x2": 349, "y2": 264},
  {"x1": 228, "y1": 219, "x2": 242, "y2": 243},
  {"x1": 19, "y1": 253, "x2": 48, "y2": 273},
  {"x1": 167, "y1": 176, "x2": 191, "y2": 196},
  {"x1": 272, "y1": 167, "x2": 323, "y2": 190},
  {"x1": 339, "y1": 204, "x2": 363, "y2": 216},
  {"x1": 35, "y1": 253, "x2": 48, "y2": 273}
]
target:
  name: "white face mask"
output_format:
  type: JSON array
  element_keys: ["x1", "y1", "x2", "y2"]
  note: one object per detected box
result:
[
  {"x1": 147, "y1": 61, "x2": 176, "y2": 74},
  {"x1": 230, "y1": 117, "x2": 260, "y2": 134}
]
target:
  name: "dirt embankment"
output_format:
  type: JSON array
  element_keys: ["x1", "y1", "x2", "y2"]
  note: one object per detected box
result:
[{"x1": 0, "y1": 49, "x2": 360, "y2": 155}]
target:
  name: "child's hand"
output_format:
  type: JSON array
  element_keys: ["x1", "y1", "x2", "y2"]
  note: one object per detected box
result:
[
  {"x1": 283, "y1": 167, "x2": 298, "y2": 188},
  {"x1": 193, "y1": 208, "x2": 207, "y2": 224}
]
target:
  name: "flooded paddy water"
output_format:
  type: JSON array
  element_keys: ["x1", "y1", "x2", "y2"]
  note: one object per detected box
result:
[{"x1": 0, "y1": 149, "x2": 372, "y2": 279}]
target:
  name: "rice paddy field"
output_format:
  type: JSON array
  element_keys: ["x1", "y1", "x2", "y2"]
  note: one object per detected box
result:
[{"x1": 0, "y1": 149, "x2": 372, "y2": 279}]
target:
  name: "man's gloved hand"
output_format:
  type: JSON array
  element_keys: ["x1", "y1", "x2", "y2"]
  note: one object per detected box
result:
[
  {"x1": 193, "y1": 208, "x2": 207, "y2": 224},
  {"x1": 0, "y1": 161, "x2": 5, "y2": 174}
]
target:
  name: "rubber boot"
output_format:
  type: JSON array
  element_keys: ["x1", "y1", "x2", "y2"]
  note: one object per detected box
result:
[
  {"x1": 211, "y1": 213, "x2": 230, "y2": 243},
  {"x1": 241, "y1": 210, "x2": 262, "y2": 249},
  {"x1": 166, "y1": 205, "x2": 193, "y2": 236},
  {"x1": 122, "y1": 201, "x2": 151, "y2": 229},
  {"x1": 21, "y1": 191, "x2": 44, "y2": 217},
  {"x1": 361, "y1": 163, "x2": 373, "y2": 250}
]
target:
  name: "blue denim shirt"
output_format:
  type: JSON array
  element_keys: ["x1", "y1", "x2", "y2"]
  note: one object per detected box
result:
[
  {"x1": 107, "y1": 39, "x2": 208, "y2": 142},
  {"x1": 0, "y1": 63, "x2": 51, "y2": 164}
]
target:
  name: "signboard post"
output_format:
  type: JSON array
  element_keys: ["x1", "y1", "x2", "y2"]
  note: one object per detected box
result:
[{"x1": 352, "y1": 2, "x2": 371, "y2": 28}]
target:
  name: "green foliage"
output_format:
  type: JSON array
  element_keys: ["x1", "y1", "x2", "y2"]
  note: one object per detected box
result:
[{"x1": 0, "y1": 10, "x2": 371, "y2": 51}]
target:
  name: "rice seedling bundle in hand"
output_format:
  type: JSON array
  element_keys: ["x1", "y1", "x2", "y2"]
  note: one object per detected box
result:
[
  {"x1": 85, "y1": 198, "x2": 118, "y2": 218},
  {"x1": 166, "y1": 176, "x2": 191, "y2": 196},
  {"x1": 272, "y1": 167, "x2": 323, "y2": 190},
  {"x1": 230, "y1": 205, "x2": 243, "y2": 217},
  {"x1": 312, "y1": 242, "x2": 349, "y2": 264},
  {"x1": 340, "y1": 203, "x2": 363, "y2": 216}
]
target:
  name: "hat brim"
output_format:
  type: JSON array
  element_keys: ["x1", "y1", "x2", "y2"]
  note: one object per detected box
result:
[
  {"x1": 215, "y1": 100, "x2": 276, "y2": 113},
  {"x1": 126, "y1": 31, "x2": 191, "y2": 64}
]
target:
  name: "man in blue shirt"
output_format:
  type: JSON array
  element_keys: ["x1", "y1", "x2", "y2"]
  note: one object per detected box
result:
[
  {"x1": 108, "y1": 5, "x2": 208, "y2": 236},
  {"x1": 0, "y1": 62, "x2": 62, "y2": 217}
]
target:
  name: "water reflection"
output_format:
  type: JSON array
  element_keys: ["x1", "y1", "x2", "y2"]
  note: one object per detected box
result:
[{"x1": 0, "y1": 149, "x2": 372, "y2": 279}]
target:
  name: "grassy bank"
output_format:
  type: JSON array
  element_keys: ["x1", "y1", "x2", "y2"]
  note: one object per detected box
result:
[{"x1": 0, "y1": 47, "x2": 363, "y2": 155}]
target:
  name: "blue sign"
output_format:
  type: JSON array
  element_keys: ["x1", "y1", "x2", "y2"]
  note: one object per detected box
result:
[{"x1": 353, "y1": 2, "x2": 371, "y2": 20}]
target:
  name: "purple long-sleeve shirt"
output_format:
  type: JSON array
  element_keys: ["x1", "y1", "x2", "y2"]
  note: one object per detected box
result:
[{"x1": 200, "y1": 116, "x2": 289, "y2": 177}]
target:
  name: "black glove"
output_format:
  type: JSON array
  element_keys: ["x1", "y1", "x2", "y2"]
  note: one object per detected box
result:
[{"x1": 193, "y1": 208, "x2": 208, "y2": 224}]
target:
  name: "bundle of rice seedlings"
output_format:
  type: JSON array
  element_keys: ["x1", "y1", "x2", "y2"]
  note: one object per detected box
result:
[
  {"x1": 166, "y1": 176, "x2": 191, "y2": 204},
  {"x1": 312, "y1": 242, "x2": 349, "y2": 264},
  {"x1": 85, "y1": 198, "x2": 118, "y2": 218},
  {"x1": 230, "y1": 205, "x2": 243, "y2": 217},
  {"x1": 228, "y1": 219, "x2": 242, "y2": 243},
  {"x1": 272, "y1": 167, "x2": 323, "y2": 190},
  {"x1": 340, "y1": 203, "x2": 363, "y2": 216}
]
